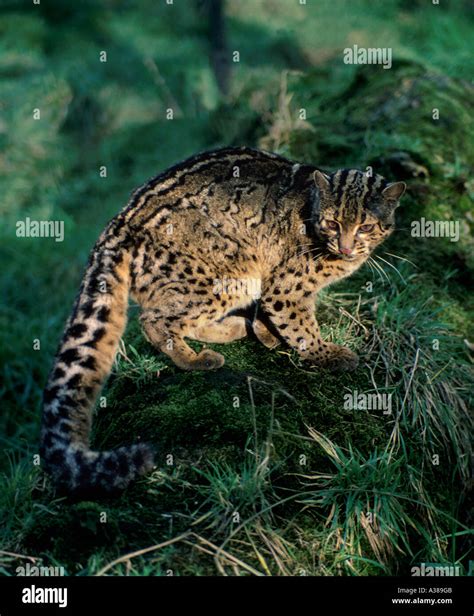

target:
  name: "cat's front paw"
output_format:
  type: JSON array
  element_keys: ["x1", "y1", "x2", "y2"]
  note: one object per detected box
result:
[{"x1": 308, "y1": 343, "x2": 359, "y2": 372}]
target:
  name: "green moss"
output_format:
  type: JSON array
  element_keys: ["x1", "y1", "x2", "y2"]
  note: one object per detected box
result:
[{"x1": 97, "y1": 317, "x2": 388, "y2": 479}]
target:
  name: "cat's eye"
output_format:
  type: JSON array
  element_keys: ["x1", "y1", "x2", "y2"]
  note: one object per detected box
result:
[
  {"x1": 325, "y1": 220, "x2": 338, "y2": 230},
  {"x1": 359, "y1": 224, "x2": 375, "y2": 233}
]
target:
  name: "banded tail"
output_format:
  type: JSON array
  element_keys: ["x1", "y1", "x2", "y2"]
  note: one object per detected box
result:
[{"x1": 40, "y1": 226, "x2": 155, "y2": 495}]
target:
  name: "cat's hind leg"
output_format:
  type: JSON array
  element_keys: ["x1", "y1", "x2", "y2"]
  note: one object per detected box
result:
[
  {"x1": 140, "y1": 309, "x2": 225, "y2": 370},
  {"x1": 252, "y1": 319, "x2": 281, "y2": 349},
  {"x1": 192, "y1": 315, "x2": 249, "y2": 343},
  {"x1": 191, "y1": 311, "x2": 282, "y2": 350},
  {"x1": 192, "y1": 313, "x2": 281, "y2": 350}
]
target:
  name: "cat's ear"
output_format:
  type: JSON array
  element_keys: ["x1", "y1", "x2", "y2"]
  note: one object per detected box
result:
[
  {"x1": 313, "y1": 170, "x2": 331, "y2": 193},
  {"x1": 382, "y1": 181, "x2": 406, "y2": 202}
]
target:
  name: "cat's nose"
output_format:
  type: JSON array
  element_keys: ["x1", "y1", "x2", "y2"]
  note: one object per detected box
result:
[{"x1": 339, "y1": 246, "x2": 353, "y2": 255}]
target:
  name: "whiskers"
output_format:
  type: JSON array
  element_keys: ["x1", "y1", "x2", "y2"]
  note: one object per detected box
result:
[
  {"x1": 367, "y1": 253, "x2": 409, "y2": 284},
  {"x1": 375, "y1": 254, "x2": 406, "y2": 282},
  {"x1": 367, "y1": 256, "x2": 390, "y2": 284},
  {"x1": 383, "y1": 251, "x2": 418, "y2": 269},
  {"x1": 298, "y1": 246, "x2": 326, "y2": 259}
]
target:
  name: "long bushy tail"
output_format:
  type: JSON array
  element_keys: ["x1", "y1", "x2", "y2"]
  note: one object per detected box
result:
[{"x1": 40, "y1": 229, "x2": 155, "y2": 495}]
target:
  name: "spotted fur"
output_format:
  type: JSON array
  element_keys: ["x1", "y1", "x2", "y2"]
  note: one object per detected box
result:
[{"x1": 41, "y1": 147, "x2": 405, "y2": 494}]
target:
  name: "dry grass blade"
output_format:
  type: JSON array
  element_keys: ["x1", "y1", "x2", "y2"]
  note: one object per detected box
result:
[
  {"x1": 95, "y1": 533, "x2": 191, "y2": 576},
  {"x1": 0, "y1": 550, "x2": 40, "y2": 563},
  {"x1": 190, "y1": 533, "x2": 264, "y2": 576}
]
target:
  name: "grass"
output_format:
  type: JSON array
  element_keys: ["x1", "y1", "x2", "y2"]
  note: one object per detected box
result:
[
  {"x1": 0, "y1": 0, "x2": 473, "y2": 577},
  {"x1": 298, "y1": 429, "x2": 463, "y2": 572}
]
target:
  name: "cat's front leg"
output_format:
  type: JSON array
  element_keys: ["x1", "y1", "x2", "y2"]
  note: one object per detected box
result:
[{"x1": 261, "y1": 292, "x2": 358, "y2": 371}]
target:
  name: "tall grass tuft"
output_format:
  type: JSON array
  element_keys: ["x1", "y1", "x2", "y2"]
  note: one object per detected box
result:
[{"x1": 296, "y1": 428, "x2": 466, "y2": 573}]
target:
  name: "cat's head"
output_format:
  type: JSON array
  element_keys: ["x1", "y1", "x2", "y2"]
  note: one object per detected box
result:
[{"x1": 312, "y1": 169, "x2": 405, "y2": 261}]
